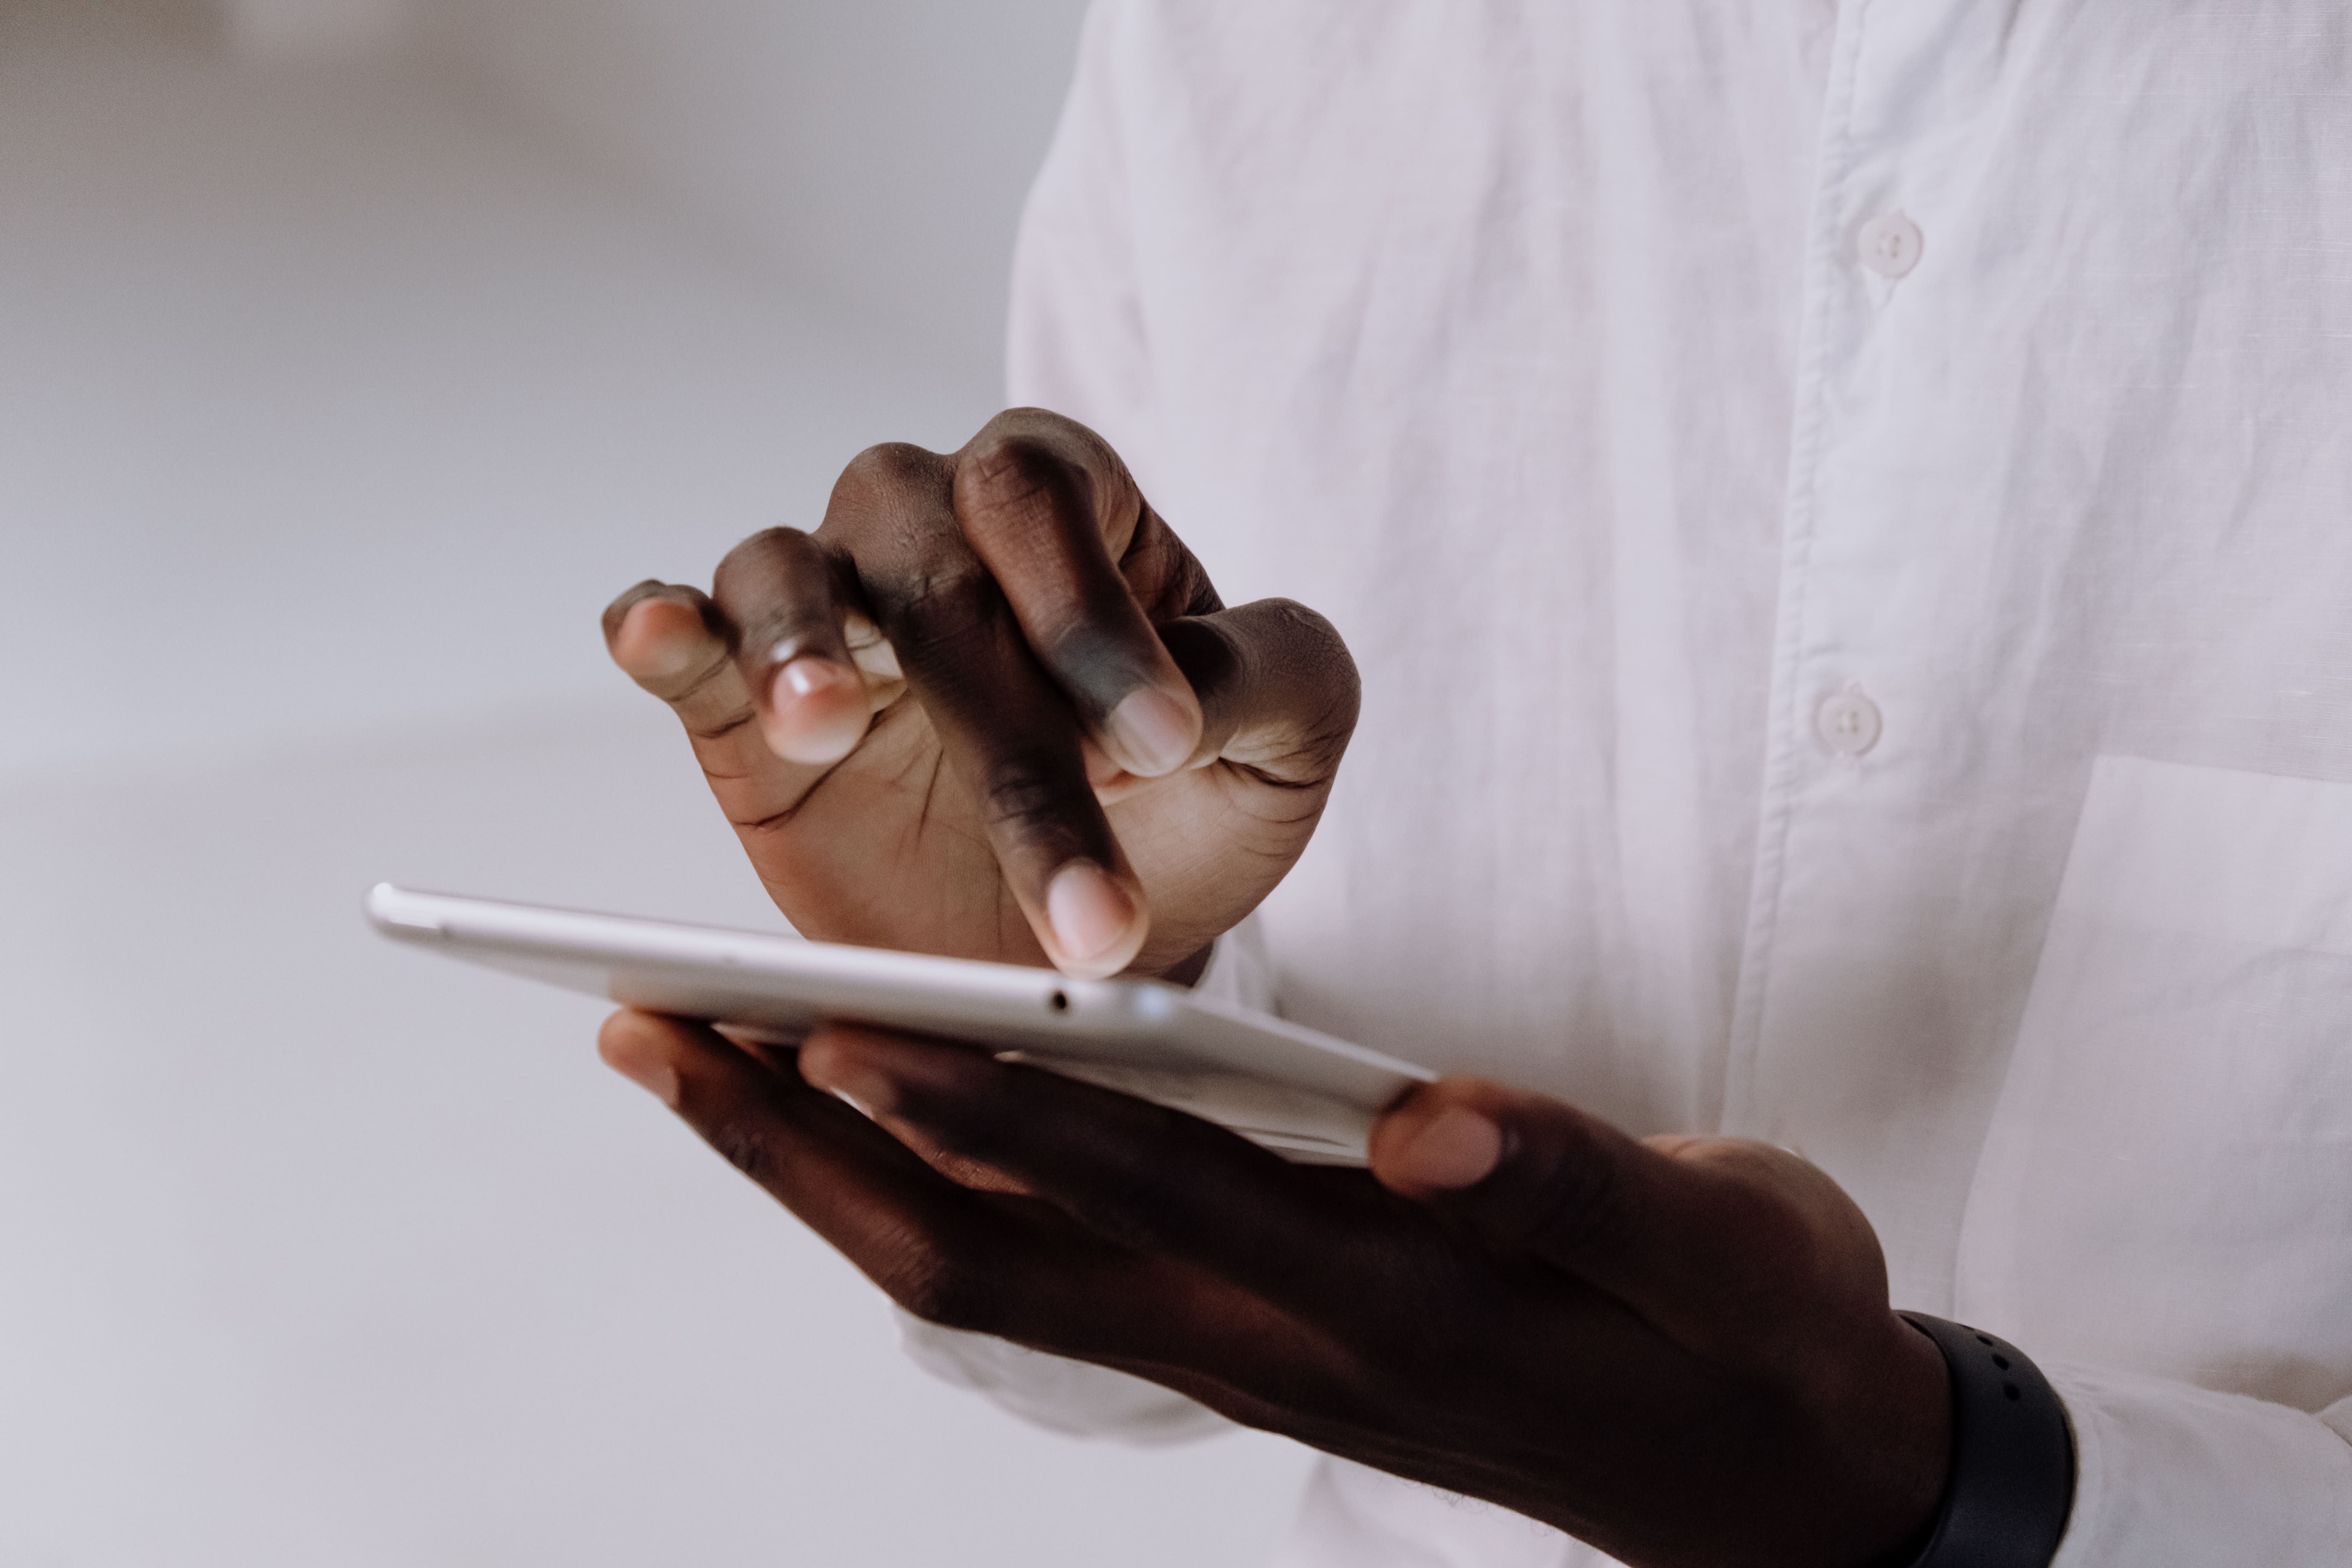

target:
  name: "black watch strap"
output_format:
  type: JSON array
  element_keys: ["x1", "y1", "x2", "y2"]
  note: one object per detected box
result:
[{"x1": 1894, "y1": 1314, "x2": 2076, "y2": 1568}]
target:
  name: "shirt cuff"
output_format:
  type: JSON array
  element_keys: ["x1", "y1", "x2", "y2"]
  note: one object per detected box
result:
[
  {"x1": 1191, "y1": 913, "x2": 1276, "y2": 1011},
  {"x1": 893, "y1": 1305, "x2": 1231, "y2": 1445},
  {"x1": 2043, "y1": 1360, "x2": 2352, "y2": 1565}
]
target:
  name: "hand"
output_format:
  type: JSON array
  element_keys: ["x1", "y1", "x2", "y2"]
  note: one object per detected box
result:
[
  {"x1": 598, "y1": 1012, "x2": 1953, "y2": 1568},
  {"x1": 600, "y1": 409, "x2": 1358, "y2": 979}
]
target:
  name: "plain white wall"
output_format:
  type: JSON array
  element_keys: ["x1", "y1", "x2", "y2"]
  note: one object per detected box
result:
[
  {"x1": 226, "y1": 0, "x2": 415, "y2": 60},
  {"x1": 0, "y1": 5, "x2": 1320, "y2": 1562},
  {"x1": 0, "y1": 33, "x2": 971, "y2": 781},
  {"x1": 418, "y1": 0, "x2": 1093, "y2": 403},
  {"x1": 0, "y1": 714, "x2": 1315, "y2": 1568}
]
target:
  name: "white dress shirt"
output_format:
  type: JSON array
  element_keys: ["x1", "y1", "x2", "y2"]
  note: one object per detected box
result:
[{"x1": 902, "y1": 2, "x2": 2352, "y2": 1562}]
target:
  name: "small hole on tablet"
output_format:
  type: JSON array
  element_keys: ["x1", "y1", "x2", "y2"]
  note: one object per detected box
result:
[
  {"x1": 1049, "y1": 990, "x2": 1069, "y2": 1013},
  {"x1": 2003, "y1": 1383, "x2": 2022, "y2": 1401},
  {"x1": 1992, "y1": 1354, "x2": 2011, "y2": 1370},
  {"x1": 1975, "y1": 1334, "x2": 1994, "y2": 1346}
]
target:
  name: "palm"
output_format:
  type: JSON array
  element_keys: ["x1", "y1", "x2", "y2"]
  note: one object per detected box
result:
[
  {"x1": 607, "y1": 412, "x2": 1356, "y2": 981},
  {"x1": 713, "y1": 659, "x2": 1325, "y2": 977}
]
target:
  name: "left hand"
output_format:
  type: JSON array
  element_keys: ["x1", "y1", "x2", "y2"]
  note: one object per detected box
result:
[{"x1": 597, "y1": 1010, "x2": 1951, "y2": 1568}]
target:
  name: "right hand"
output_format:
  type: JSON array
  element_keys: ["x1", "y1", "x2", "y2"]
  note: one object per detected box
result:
[{"x1": 600, "y1": 409, "x2": 1359, "y2": 980}]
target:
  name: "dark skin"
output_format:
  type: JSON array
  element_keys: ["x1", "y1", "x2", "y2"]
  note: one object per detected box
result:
[{"x1": 598, "y1": 408, "x2": 1951, "y2": 1568}]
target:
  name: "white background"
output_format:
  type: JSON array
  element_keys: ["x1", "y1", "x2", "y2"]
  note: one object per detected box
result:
[{"x1": 0, "y1": 1, "x2": 1316, "y2": 1561}]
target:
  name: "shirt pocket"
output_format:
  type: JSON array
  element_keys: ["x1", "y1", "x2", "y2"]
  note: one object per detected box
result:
[{"x1": 1954, "y1": 755, "x2": 2352, "y2": 1412}]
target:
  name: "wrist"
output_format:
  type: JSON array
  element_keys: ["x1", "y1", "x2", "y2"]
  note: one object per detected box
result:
[
  {"x1": 1831, "y1": 1311, "x2": 1955, "y2": 1568},
  {"x1": 1886, "y1": 1315, "x2": 2075, "y2": 1568}
]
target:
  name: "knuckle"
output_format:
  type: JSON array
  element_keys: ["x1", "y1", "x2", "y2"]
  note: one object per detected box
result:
[
  {"x1": 737, "y1": 522, "x2": 809, "y2": 551},
  {"x1": 978, "y1": 405, "x2": 1063, "y2": 439},
  {"x1": 885, "y1": 546, "x2": 1001, "y2": 657},
  {"x1": 1253, "y1": 599, "x2": 1364, "y2": 750},
  {"x1": 957, "y1": 432, "x2": 1070, "y2": 521},
  {"x1": 683, "y1": 697, "x2": 757, "y2": 741},
  {"x1": 655, "y1": 646, "x2": 746, "y2": 710},
  {"x1": 838, "y1": 441, "x2": 943, "y2": 505},
  {"x1": 1511, "y1": 1134, "x2": 1634, "y2": 1257},
  {"x1": 828, "y1": 444, "x2": 952, "y2": 554},
  {"x1": 900, "y1": 540, "x2": 994, "y2": 617},
  {"x1": 712, "y1": 530, "x2": 821, "y2": 635},
  {"x1": 1259, "y1": 599, "x2": 1360, "y2": 690},
  {"x1": 1260, "y1": 597, "x2": 1345, "y2": 652},
  {"x1": 709, "y1": 1119, "x2": 772, "y2": 1186},
  {"x1": 887, "y1": 1239, "x2": 1001, "y2": 1334},
  {"x1": 714, "y1": 525, "x2": 808, "y2": 590}
]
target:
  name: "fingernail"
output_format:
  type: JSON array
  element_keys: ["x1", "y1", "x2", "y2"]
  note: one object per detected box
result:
[
  {"x1": 616, "y1": 597, "x2": 702, "y2": 680},
  {"x1": 798, "y1": 1041, "x2": 901, "y2": 1119},
  {"x1": 815, "y1": 1067, "x2": 898, "y2": 1119},
  {"x1": 1394, "y1": 1107, "x2": 1503, "y2": 1190},
  {"x1": 1105, "y1": 686, "x2": 1196, "y2": 777},
  {"x1": 1046, "y1": 860, "x2": 1137, "y2": 969},
  {"x1": 766, "y1": 657, "x2": 867, "y2": 763},
  {"x1": 775, "y1": 653, "x2": 856, "y2": 700},
  {"x1": 599, "y1": 1027, "x2": 680, "y2": 1108}
]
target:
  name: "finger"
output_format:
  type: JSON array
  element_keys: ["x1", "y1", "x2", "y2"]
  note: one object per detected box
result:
[
  {"x1": 823, "y1": 440, "x2": 1149, "y2": 975},
  {"x1": 919, "y1": 638, "x2": 1148, "y2": 978},
  {"x1": 710, "y1": 527, "x2": 877, "y2": 766},
  {"x1": 954, "y1": 415, "x2": 1203, "y2": 778},
  {"x1": 796, "y1": 1023, "x2": 1408, "y2": 1317},
  {"x1": 600, "y1": 580, "x2": 843, "y2": 836},
  {"x1": 596, "y1": 1010, "x2": 1312, "y2": 1374},
  {"x1": 1367, "y1": 1079, "x2": 1892, "y2": 1351},
  {"x1": 602, "y1": 579, "x2": 735, "y2": 706},
  {"x1": 1161, "y1": 598, "x2": 1361, "y2": 785},
  {"x1": 599, "y1": 1009, "x2": 1090, "y2": 1328}
]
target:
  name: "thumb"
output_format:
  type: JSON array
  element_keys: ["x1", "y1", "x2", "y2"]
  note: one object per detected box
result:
[
  {"x1": 1367, "y1": 1078, "x2": 1860, "y2": 1347},
  {"x1": 1369, "y1": 1077, "x2": 1664, "y2": 1274}
]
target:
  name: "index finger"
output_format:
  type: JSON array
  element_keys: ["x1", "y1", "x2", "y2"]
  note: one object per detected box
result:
[
  {"x1": 953, "y1": 410, "x2": 1206, "y2": 779},
  {"x1": 597, "y1": 1010, "x2": 1340, "y2": 1385},
  {"x1": 825, "y1": 441, "x2": 1153, "y2": 977},
  {"x1": 793, "y1": 1023, "x2": 1439, "y2": 1323}
]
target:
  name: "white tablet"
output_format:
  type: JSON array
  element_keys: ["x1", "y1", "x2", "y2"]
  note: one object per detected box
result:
[{"x1": 365, "y1": 884, "x2": 1433, "y2": 1165}]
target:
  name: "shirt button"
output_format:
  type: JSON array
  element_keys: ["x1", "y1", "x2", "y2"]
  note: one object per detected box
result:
[
  {"x1": 1816, "y1": 686, "x2": 1883, "y2": 757},
  {"x1": 1857, "y1": 211, "x2": 1923, "y2": 278}
]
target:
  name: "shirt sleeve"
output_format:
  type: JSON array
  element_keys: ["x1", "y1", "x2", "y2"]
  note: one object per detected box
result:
[
  {"x1": 1003, "y1": 0, "x2": 1165, "y2": 490},
  {"x1": 893, "y1": 1305, "x2": 1231, "y2": 1446},
  {"x1": 2043, "y1": 1362, "x2": 2352, "y2": 1564}
]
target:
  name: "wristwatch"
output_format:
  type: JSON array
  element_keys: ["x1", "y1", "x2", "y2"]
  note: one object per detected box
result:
[{"x1": 1893, "y1": 1314, "x2": 2076, "y2": 1568}]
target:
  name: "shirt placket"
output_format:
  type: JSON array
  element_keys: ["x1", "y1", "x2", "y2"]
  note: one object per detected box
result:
[{"x1": 1721, "y1": 0, "x2": 2029, "y2": 1310}]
